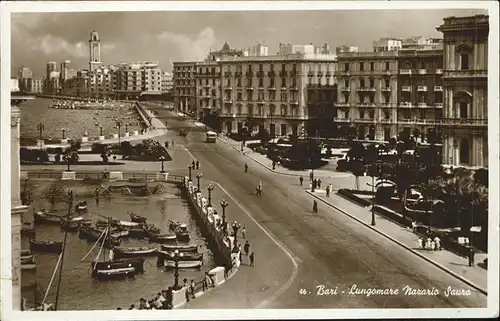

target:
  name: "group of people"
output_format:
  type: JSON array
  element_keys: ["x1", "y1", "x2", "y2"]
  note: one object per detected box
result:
[
  {"x1": 418, "y1": 236, "x2": 442, "y2": 251},
  {"x1": 123, "y1": 288, "x2": 174, "y2": 310}
]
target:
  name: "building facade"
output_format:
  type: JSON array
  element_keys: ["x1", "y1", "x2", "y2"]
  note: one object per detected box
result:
[
  {"x1": 396, "y1": 48, "x2": 444, "y2": 142},
  {"x1": 336, "y1": 51, "x2": 399, "y2": 141},
  {"x1": 18, "y1": 67, "x2": 32, "y2": 92},
  {"x1": 28, "y1": 77, "x2": 44, "y2": 94},
  {"x1": 218, "y1": 53, "x2": 337, "y2": 137},
  {"x1": 437, "y1": 14, "x2": 489, "y2": 168},
  {"x1": 373, "y1": 38, "x2": 402, "y2": 52},
  {"x1": 89, "y1": 30, "x2": 102, "y2": 72},
  {"x1": 196, "y1": 61, "x2": 221, "y2": 119},
  {"x1": 114, "y1": 62, "x2": 162, "y2": 99},
  {"x1": 161, "y1": 72, "x2": 173, "y2": 93},
  {"x1": 173, "y1": 61, "x2": 198, "y2": 114}
]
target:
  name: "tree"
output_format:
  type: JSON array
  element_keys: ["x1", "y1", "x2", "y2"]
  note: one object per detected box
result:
[
  {"x1": 474, "y1": 168, "x2": 488, "y2": 187},
  {"x1": 258, "y1": 129, "x2": 270, "y2": 146},
  {"x1": 101, "y1": 152, "x2": 109, "y2": 163},
  {"x1": 120, "y1": 141, "x2": 134, "y2": 159}
]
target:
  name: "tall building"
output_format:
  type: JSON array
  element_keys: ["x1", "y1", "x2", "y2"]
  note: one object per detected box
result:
[
  {"x1": 437, "y1": 14, "x2": 489, "y2": 168},
  {"x1": 161, "y1": 72, "x2": 173, "y2": 93},
  {"x1": 18, "y1": 67, "x2": 32, "y2": 92},
  {"x1": 173, "y1": 61, "x2": 198, "y2": 114},
  {"x1": 29, "y1": 77, "x2": 45, "y2": 94},
  {"x1": 114, "y1": 62, "x2": 162, "y2": 100},
  {"x1": 218, "y1": 52, "x2": 337, "y2": 137},
  {"x1": 11, "y1": 78, "x2": 20, "y2": 92},
  {"x1": 196, "y1": 61, "x2": 221, "y2": 118},
  {"x1": 46, "y1": 61, "x2": 57, "y2": 79},
  {"x1": 89, "y1": 30, "x2": 102, "y2": 72},
  {"x1": 60, "y1": 60, "x2": 71, "y2": 84},
  {"x1": 336, "y1": 51, "x2": 399, "y2": 141},
  {"x1": 396, "y1": 48, "x2": 444, "y2": 142}
]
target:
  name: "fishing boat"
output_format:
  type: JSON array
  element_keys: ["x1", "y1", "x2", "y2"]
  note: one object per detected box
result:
[
  {"x1": 79, "y1": 225, "x2": 121, "y2": 247},
  {"x1": 149, "y1": 233, "x2": 177, "y2": 243},
  {"x1": 129, "y1": 212, "x2": 147, "y2": 224},
  {"x1": 75, "y1": 200, "x2": 88, "y2": 213},
  {"x1": 111, "y1": 230, "x2": 130, "y2": 238},
  {"x1": 128, "y1": 226, "x2": 150, "y2": 239},
  {"x1": 144, "y1": 224, "x2": 161, "y2": 234},
  {"x1": 113, "y1": 246, "x2": 158, "y2": 258},
  {"x1": 157, "y1": 250, "x2": 203, "y2": 268},
  {"x1": 29, "y1": 239, "x2": 63, "y2": 254},
  {"x1": 60, "y1": 216, "x2": 85, "y2": 232},
  {"x1": 174, "y1": 224, "x2": 190, "y2": 242},
  {"x1": 93, "y1": 266, "x2": 135, "y2": 280},
  {"x1": 33, "y1": 210, "x2": 63, "y2": 225},
  {"x1": 160, "y1": 244, "x2": 198, "y2": 253}
]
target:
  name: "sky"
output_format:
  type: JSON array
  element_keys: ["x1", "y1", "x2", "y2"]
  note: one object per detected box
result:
[{"x1": 11, "y1": 8, "x2": 487, "y2": 76}]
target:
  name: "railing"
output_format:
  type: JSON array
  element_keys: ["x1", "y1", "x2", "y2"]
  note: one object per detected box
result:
[
  {"x1": 223, "y1": 99, "x2": 233, "y2": 104},
  {"x1": 356, "y1": 87, "x2": 376, "y2": 92},
  {"x1": 340, "y1": 86, "x2": 350, "y2": 92},
  {"x1": 380, "y1": 103, "x2": 393, "y2": 108},
  {"x1": 381, "y1": 87, "x2": 391, "y2": 92},
  {"x1": 399, "y1": 102, "x2": 413, "y2": 108},
  {"x1": 402, "y1": 86, "x2": 411, "y2": 91},
  {"x1": 444, "y1": 70, "x2": 487, "y2": 78},
  {"x1": 435, "y1": 69, "x2": 443, "y2": 74},
  {"x1": 418, "y1": 69, "x2": 427, "y2": 75},
  {"x1": 339, "y1": 71, "x2": 350, "y2": 76},
  {"x1": 417, "y1": 102, "x2": 428, "y2": 108},
  {"x1": 434, "y1": 86, "x2": 443, "y2": 91},
  {"x1": 379, "y1": 118, "x2": 393, "y2": 124},
  {"x1": 354, "y1": 118, "x2": 376, "y2": 123},
  {"x1": 334, "y1": 102, "x2": 350, "y2": 107},
  {"x1": 357, "y1": 102, "x2": 376, "y2": 108},
  {"x1": 400, "y1": 69, "x2": 412, "y2": 75},
  {"x1": 439, "y1": 118, "x2": 488, "y2": 126},
  {"x1": 334, "y1": 117, "x2": 351, "y2": 123},
  {"x1": 435, "y1": 103, "x2": 443, "y2": 108},
  {"x1": 282, "y1": 114, "x2": 306, "y2": 120},
  {"x1": 24, "y1": 171, "x2": 186, "y2": 183},
  {"x1": 417, "y1": 86, "x2": 428, "y2": 92},
  {"x1": 224, "y1": 86, "x2": 232, "y2": 90}
]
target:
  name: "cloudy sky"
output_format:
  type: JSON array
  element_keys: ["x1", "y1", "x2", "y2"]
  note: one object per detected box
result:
[{"x1": 11, "y1": 8, "x2": 486, "y2": 76}]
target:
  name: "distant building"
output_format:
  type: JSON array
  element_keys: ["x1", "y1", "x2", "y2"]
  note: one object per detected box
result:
[
  {"x1": 373, "y1": 38, "x2": 402, "y2": 52},
  {"x1": 244, "y1": 43, "x2": 269, "y2": 57},
  {"x1": 11, "y1": 78, "x2": 20, "y2": 92},
  {"x1": 161, "y1": 72, "x2": 173, "y2": 93},
  {"x1": 206, "y1": 42, "x2": 245, "y2": 61},
  {"x1": 173, "y1": 61, "x2": 198, "y2": 114},
  {"x1": 114, "y1": 61, "x2": 162, "y2": 100},
  {"x1": 195, "y1": 61, "x2": 221, "y2": 119},
  {"x1": 336, "y1": 46, "x2": 359, "y2": 54},
  {"x1": 278, "y1": 43, "x2": 315, "y2": 55},
  {"x1": 437, "y1": 14, "x2": 489, "y2": 168},
  {"x1": 18, "y1": 67, "x2": 32, "y2": 92},
  {"x1": 28, "y1": 77, "x2": 44, "y2": 94}
]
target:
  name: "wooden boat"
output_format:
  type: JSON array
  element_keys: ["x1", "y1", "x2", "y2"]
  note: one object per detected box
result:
[
  {"x1": 114, "y1": 246, "x2": 157, "y2": 257},
  {"x1": 33, "y1": 210, "x2": 63, "y2": 225},
  {"x1": 91, "y1": 257, "x2": 145, "y2": 274},
  {"x1": 29, "y1": 239, "x2": 63, "y2": 253},
  {"x1": 75, "y1": 200, "x2": 88, "y2": 213},
  {"x1": 158, "y1": 250, "x2": 203, "y2": 268},
  {"x1": 149, "y1": 233, "x2": 177, "y2": 243},
  {"x1": 129, "y1": 213, "x2": 147, "y2": 224},
  {"x1": 128, "y1": 227, "x2": 149, "y2": 239},
  {"x1": 94, "y1": 267, "x2": 135, "y2": 280},
  {"x1": 60, "y1": 216, "x2": 85, "y2": 232},
  {"x1": 159, "y1": 251, "x2": 203, "y2": 261},
  {"x1": 116, "y1": 220, "x2": 141, "y2": 228},
  {"x1": 174, "y1": 224, "x2": 190, "y2": 241},
  {"x1": 160, "y1": 244, "x2": 198, "y2": 253},
  {"x1": 111, "y1": 230, "x2": 130, "y2": 238},
  {"x1": 144, "y1": 224, "x2": 161, "y2": 234},
  {"x1": 79, "y1": 226, "x2": 121, "y2": 247}
]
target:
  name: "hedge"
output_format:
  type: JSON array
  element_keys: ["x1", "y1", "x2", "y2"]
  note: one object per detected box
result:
[
  {"x1": 372, "y1": 205, "x2": 413, "y2": 228},
  {"x1": 337, "y1": 189, "x2": 372, "y2": 207}
]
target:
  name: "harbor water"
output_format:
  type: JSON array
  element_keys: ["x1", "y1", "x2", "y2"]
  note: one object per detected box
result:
[
  {"x1": 18, "y1": 98, "x2": 143, "y2": 146},
  {"x1": 21, "y1": 180, "x2": 216, "y2": 310}
]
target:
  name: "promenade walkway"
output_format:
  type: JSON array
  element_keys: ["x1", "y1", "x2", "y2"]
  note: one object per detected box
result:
[{"x1": 307, "y1": 190, "x2": 488, "y2": 295}]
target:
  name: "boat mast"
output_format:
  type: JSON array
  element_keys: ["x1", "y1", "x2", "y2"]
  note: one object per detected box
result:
[{"x1": 54, "y1": 190, "x2": 73, "y2": 310}]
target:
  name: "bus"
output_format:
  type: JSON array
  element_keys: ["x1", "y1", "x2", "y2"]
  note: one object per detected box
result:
[{"x1": 206, "y1": 131, "x2": 217, "y2": 143}]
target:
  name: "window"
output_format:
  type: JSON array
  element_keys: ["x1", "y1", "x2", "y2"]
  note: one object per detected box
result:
[
  {"x1": 212, "y1": 79, "x2": 216, "y2": 86},
  {"x1": 269, "y1": 91, "x2": 275, "y2": 101},
  {"x1": 460, "y1": 54, "x2": 469, "y2": 70},
  {"x1": 247, "y1": 78, "x2": 253, "y2": 87},
  {"x1": 384, "y1": 94, "x2": 390, "y2": 104},
  {"x1": 370, "y1": 62, "x2": 374, "y2": 71},
  {"x1": 385, "y1": 79, "x2": 390, "y2": 88},
  {"x1": 343, "y1": 93, "x2": 349, "y2": 103},
  {"x1": 359, "y1": 110, "x2": 365, "y2": 118},
  {"x1": 237, "y1": 78, "x2": 242, "y2": 87},
  {"x1": 292, "y1": 64, "x2": 297, "y2": 72},
  {"x1": 292, "y1": 78, "x2": 297, "y2": 87},
  {"x1": 258, "y1": 91, "x2": 264, "y2": 100},
  {"x1": 259, "y1": 64, "x2": 263, "y2": 71},
  {"x1": 369, "y1": 79, "x2": 374, "y2": 88},
  {"x1": 281, "y1": 78, "x2": 286, "y2": 87},
  {"x1": 360, "y1": 63, "x2": 364, "y2": 71},
  {"x1": 281, "y1": 64, "x2": 286, "y2": 72},
  {"x1": 281, "y1": 124, "x2": 287, "y2": 135},
  {"x1": 369, "y1": 111, "x2": 374, "y2": 119},
  {"x1": 344, "y1": 79, "x2": 349, "y2": 87},
  {"x1": 270, "y1": 78, "x2": 275, "y2": 87},
  {"x1": 344, "y1": 63, "x2": 349, "y2": 72},
  {"x1": 281, "y1": 92, "x2": 287, "y2": 101},
  {"x1": 459, "y1": 102, "x2": 468, "y2": 118},
  {"x1": 259, "y1": 78, "x2": 264, "y2": 87},
  {"x1": 248, "y1": 104, "x2": 254, "y2": 114},
  {"x1": 247, "y1": 91, "x2": 253, "y2": 100},
  {"x1": 281, "y1": 105, "x2": 287, "y2": 115},
  {"x1": 420, "y1": 110, "x2": 425, "y2": 119},
  {"x1": 237, "y1": 92, "x2": 242, "y2": 101},
  {"x1": 360, "y1": 79, "x2": 365, "y2": 88},
  {"x1": 248, "y1": 64, "x2": 252, "y2": 72},
  {"x1": 384, "y1": 111, "x2": 389, "y2": 119}
]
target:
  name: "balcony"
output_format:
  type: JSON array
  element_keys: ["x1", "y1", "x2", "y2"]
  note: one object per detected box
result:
[
  {"x1": 399, "y1": 102, "x2": 413, "y2": 108},
  {"x1": 418, "y1": 69, "x2": 427, "y2": 75},
  {"x1": 284, "y1": 114, "x2": 307, "y2": 120},
  {"x1": 380, "y1": 103, "x2": 393, "y2": 108},
  {"x1": 247, "y1": 113, "x2": 266, "y2": 119},
  {"x1": 400, "y1": 69, "x2": 412, "y2": 75},
  {"x1": 357, "y1": 87, "x2": 376, "y2": 92},
  {"x1": 224, "y1": 86, "x2": 232, "y2": 90},
  {"x1": 246, "y1": 86, "x2": 254, "y2": 91},
  {"x1": 219, "y1": 112, "x2": 234, "y2": 117},
  {"x1": 281, "y1": 86, "x2": 287, "y2": 91},
  {"x1": 402, "y1": 86, "x2": 412, "y2": 92},
  {"x1": 434, "y1": 86, "x2": 443, "y2": 91},
  {"x1": 223, "y1": 99, "x2": 233, "y2": 104},
  {"x1": 334, "y1": 117, "x2": 351, "y2": 123},
  {"x1": 334, "y1": 102, "x2": 350, "y2": 107},
  {"x1": 439, "y1": 118, "x2": 488, "y2": 127},
  {"x1": 435, "y1": 103, "x2": 443, "y2": 108},
  {"x1": 235, "y1": 72, "x2": 243, "y2": 77},
  {"x1": 289, "y1": 86, "x2": 298, "y2": 91},
  {"x1": 340, "y1": 86, "x2": 350, "y2": 92},
  {"x1": 383, "y1": 70, "x2": 392, "y2": 76},
  {"x1": 257, "y1": 99, "x2": 266, "y2": 104},
  {"x1": 289, "y1": 100, "x2": 299, "y2": 105},
  {"x1": 417, "y1": 102, "x2": 428, "y2": 108},
  {"x1": 339, "y1": 71, "x2": 350, "y2": 76},
  {"x1": 380, "y1": 118, "x2": 393, "y2": 124},
  {"x1": 357, "y1": 102, "x2": 376, "y2": 108},
  {"x1": 435, "y1": 69, "x2": 443, "y2": 74},
  {"x1": 354, "y1": 118, "x2": 376, "y2": 124},
  {"x1": 417, "y1": 86, "x2": 428, "y2": 92},
  {"x1": 381, "y1": 87, "x2": 391, "y2": 92},
  {"x1": 444, "y1": 70, "x2": 487, "y2": 78}
]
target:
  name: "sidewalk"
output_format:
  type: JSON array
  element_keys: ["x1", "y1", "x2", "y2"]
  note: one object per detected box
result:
[{"x1": 307, "y1": 190, "x2": 488, "y2": 295}]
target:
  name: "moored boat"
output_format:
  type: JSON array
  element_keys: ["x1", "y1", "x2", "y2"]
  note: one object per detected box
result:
[
  {"x1": 114, "y1": 246, "x2": 157, "y2": 257},
  {"x1": 128, "y1": 227, "x2": 149, "y2": 239},
  {"x1": 29, "y1": 239, "x2": 63, "y2": 254},
  {"x1": 21, "y1": 256, "x2": 37, "y2": 270},
  {"x1": 60, "y1": 216, "x2": 85, "y2": 232},
  {"x1": 149, "y1": 233, "x2": 177, "y2": 243},
  {"x1": 93, "y1": 266, "x2": 135, "y2": 280},
  {"x1": 33, "y1": 210, "x2": 63, "y2": 225},
  {"x1": 174, "y1": 224, "x2": 190, "y2": 242},
  {"x1": 75, "y1": 200, "x2": 88, "y2": 213},
  {"x1": 160, "y1": 244, "x2": 198, "y2": 253},
  {"x1": 129, "y1": 213, "x2": 147, "y2": 224},
  {"x1": 157, "y1": 251, "x2": 203, "y2": 268},
  {"x1": 91, "y1": 257, "x2": 145, "y2": 274},
  {"x1": 111, "y1": 230, "x2": 130, "y2": 238}
]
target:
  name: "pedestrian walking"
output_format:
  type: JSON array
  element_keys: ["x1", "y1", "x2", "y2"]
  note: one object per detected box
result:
[
  {"x1": 426, "y1": 237, "x2": 432, "y2": 250},
  {"x1": 430, "y1": 240, "x2": 436, "y2": 251},
  {"x1": 239, "y1": 251, "x2": 243, "y2": 265},
  {"x1": 242, "y1": 227, "x2": 247, "y2": 239},
  {"x1": 249, "y1": 252, "x2": 255, "y2": 267},
  {"x1": 244, "y1": 163, "x2": 248, "y2": 173},
  {"x1": 244, "y1": 240, "x2": 250, "y2": 256},
  {"x1": 190, "y1": 279, "x2": 195, "y2": 299},
  {"x1": 165, "y1": 141, "x2": 169, "y2": 149},
  {"x1": 172, "y1": 139, "x2": 175, "y2": 147},
  {"x1": 433, "y1": 236, "x2": 441, "y2": 250},
  {"x1": 417, "y1": 237, "x2": 423, "y2": 249},
  {"x1": 95, "y1": 188, "x2": 100, "y2": 206},
  {"x1": 313, "y1": 179, "x2": 317, "y2": 190},
  {"x1": 309, "y1": 171, "x2": 314, "y2": 182},
  {"x1": 317, "y1": 179, "x2": 322, "y2": 189},
  {"x1": 192, "y1": 160, "x2": 195, "y2": 168},
  {"x1": 196, "y1": 160, "x2": 200, "y2": 170},
  {"x1": 325, "y1": 185, "x2": 330, "y2": 197},
  {"x1": 312, "y1": 200, "x2": 318, "y2": 213},
  {"x1": 299, "y1": 175, "x2": 304, "y2": 186}
]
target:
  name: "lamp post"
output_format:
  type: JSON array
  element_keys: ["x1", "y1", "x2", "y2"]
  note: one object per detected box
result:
[
  {"x1": 159, "y1": 156, "x2": 166, "y2": 173},
  {"x1": 37, "y1": 122, "x2": 44, "y2": 153},
  {"x1": 196, "y1": 172, "x2": 203, "y2": 191},
  {"x1": 61, "y1": 128, "x2": 66, "y2": 140},
  {"x1": 172, "y1": 249, "x2": 184, "y2": 290},
  {"x1": 207, "y1": 184, "x2": 214, "y2": 207},
  {"x1": 63, "y1": 153, "x2": 71, "y2": 172},
  {"x1": 115, "y1": 120, "x2": 122, "y2": 145},
  {"x1": 220, "y1": 199, "x2": 228, "y2": 226},
  {"x1": 188, "y1": 165, "x2": 193, "y2": 181}
]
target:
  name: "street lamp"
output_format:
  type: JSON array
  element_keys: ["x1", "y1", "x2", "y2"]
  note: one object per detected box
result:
[
  {"x1": 196, "y1": 172, "x2": 203, "y2": 191},
  {"x1": 220, "y1": 199, "x2": 228, "y2": 226},
  {"x1": 172, "y1": 249, "x2": 184, "y2": 291},
  {"x1": 207, "y1": 184, "x2": 214, "y2": 207},
  {"x1": 63, "y1": 153, "x2": 71, "y2": 172},
  {"x1": 37, "y1": 122, "x2": 44, "y2": 153},
  {"x1": 115, "y1": 120, "x2": 122, "y2": 145},
  {"x1": 159, "y1": 156, "x2": 166, "y2": 173},
  {"x1": 188, "y1": 165, "x2": 193, "y2": 181},
  {"x1": 61, "y1": 128, "x2": 66, "y2": 140}
]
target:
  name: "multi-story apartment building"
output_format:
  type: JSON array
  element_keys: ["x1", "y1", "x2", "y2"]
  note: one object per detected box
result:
[
  {"x1": 437, "y1": 14, "x2": 489, "y2": 168},
  {"x1": 336, "y1": 51, "x2": 399, "y2": 141},
  {"x1": 114, "y1": 61, "x2": 162, "y2": 99},
  {"x1": 87, "y1": 65, "x2": 117, "y2": 98},
  {"x1": 218, "y1": 52, "x2": 337, "y2": 137},
  {"x1": 196, "y1": 61, "x2": 221, "y2": 119},
  {"x1": 161, "y1": 72, "x2": 173, "y2": 93},
  {"x1": 373, "y1": 38, "x2": 402, "y2": 52},
  {"x1": 173, "y1": 61, "x2": 198, "y2": 114},
  {"x1": 62, "y1": 76, "x2": 88, "y2": 97},
  {"x1": 18, "y1": 67, "x2": 32, "y2": 92},
  {"x1": 28, "y1": 77, "x2": 44, "y2": 94},
  {"x1": 396, "y1": 48, "x2": 444, "y2": 142},
  {"x1": 243, "y1": 43, "x2": 269, "y2": 57}
]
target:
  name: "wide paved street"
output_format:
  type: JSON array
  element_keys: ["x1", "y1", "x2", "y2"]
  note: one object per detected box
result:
[{"x1": 155, "y1": 111, "x2": 487, "y2": 309}]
